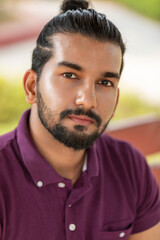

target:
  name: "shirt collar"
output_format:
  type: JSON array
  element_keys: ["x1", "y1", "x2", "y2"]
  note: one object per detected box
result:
[
  {"x1": 17, "y1": 109, "x2": 99, "y2": 187},
  {"x1": 82, "y1": 154, "x2": 87, "y2": 172}
]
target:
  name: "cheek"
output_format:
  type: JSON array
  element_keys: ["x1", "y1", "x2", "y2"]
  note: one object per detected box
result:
[
  {"x1": 97, "y1": 90, "x2": 118, "y2": 121},
  {"x1": 41, "y1": 77, "x2": 73, "y2": 109}
]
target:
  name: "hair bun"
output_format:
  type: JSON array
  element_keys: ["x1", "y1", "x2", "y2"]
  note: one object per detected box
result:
[{"x1": 60, "y1": 0, "x2": 89, "y2": 13}]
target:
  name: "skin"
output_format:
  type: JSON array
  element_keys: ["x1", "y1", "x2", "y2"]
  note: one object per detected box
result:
[{"x1": 23, "y1": 33, "x2": 160, "y2": 238}]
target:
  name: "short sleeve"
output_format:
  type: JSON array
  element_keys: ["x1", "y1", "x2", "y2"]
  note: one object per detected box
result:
[{"x1": 131, "y1": 149, "x2": 160, "y2": 233}]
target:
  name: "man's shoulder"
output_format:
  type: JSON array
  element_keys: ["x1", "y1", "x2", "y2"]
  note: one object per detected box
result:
[
  {"x1": 95, "y1": 134, "x2": 150, "y2": 192},
  {"x1": 95, "y1": 133, "x2": 146, "y2": 166},
  {"x1": 0, "y1": 129, "x2": 17, "y2": 151},
  {"x1": 0, "y1": 129, "x2": 18, "y2": 186}
]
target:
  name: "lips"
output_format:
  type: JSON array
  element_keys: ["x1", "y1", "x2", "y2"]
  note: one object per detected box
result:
[{"x1": 68, "y1": 115, "x2": 94, "y2": 126}]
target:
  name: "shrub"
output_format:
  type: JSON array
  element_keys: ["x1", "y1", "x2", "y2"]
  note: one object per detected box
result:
[
  {"x1": 115, "y1": 94, "x2": 160, "y2": 120},
  {"x1": 0, "y1": 77, "x2": 30, "y2": 123},
  {"x1": 112, "y1": 0, "x2": 160, "y2": 21}
]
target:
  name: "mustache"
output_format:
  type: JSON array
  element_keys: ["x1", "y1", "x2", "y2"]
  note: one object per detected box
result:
[{"x1": 59, "y1": 108, "x2": 102, "y2": 127}]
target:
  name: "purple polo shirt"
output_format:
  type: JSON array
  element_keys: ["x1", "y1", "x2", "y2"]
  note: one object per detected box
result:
[{"x1": 0, "y1": 110, "x2": 160, "y2": 240}]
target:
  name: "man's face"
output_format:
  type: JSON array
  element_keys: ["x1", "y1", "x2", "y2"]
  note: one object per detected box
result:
[{"x1": 36, "y1": 33, "x2": 122, "y2": 150}]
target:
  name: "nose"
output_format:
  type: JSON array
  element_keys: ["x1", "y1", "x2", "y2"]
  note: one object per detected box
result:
[{"x1": 75, "y1": 82, "x2": 97, "y2": 109}]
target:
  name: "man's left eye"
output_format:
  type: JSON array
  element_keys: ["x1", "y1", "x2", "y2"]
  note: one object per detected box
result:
[
  {"x1": 62, "y1": 73, "x2": 77, "y2": 79},
  {"x1": 99, "y1": 80, "x2": 113, "y2": 87}
]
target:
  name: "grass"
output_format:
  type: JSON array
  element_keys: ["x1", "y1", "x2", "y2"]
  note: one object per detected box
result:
[
  {"x1": 0, "y1": 121, "x2": 19, "y2": 135},
  {"x1": 110, "y1": 0, "x2": 160, "y2": 21},
  {"x1": 0, "y1": 77, "x2": 30, "y2": 124},
  {"x1": 114, "y1": 94, "x2": 160, "y2": 121}
]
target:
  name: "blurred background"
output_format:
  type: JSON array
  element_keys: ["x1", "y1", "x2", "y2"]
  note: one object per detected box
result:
[{"x1": 0, "y1": 0, "x2": 160, "y2": 162}]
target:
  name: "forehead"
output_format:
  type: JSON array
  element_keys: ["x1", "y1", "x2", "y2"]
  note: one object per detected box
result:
[{"x1": 50, "y1": 33, "x2": 122, "y2": 73}]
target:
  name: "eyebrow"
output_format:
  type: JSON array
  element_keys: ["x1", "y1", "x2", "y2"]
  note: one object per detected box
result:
[
  {"x1": 57, "y1": 61, "x2": 83, "y2": 71},
  {"x1": 102, "y1": 72, "x2": 120, "y2": 80},
  {"x1": 57, "y1": 61, "x2": 120, "y2": 80}
]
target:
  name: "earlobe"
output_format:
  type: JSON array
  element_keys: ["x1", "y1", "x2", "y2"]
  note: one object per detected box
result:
[{"x1": 23, "y1": 70, "x2": 37, "y2": 104}]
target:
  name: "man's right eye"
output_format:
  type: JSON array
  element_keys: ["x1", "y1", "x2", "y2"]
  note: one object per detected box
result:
[{"x1": 62, "y1": 73, "x2": 77, "y2": 79}]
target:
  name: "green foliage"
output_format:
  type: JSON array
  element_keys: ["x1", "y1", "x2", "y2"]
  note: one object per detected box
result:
[
  {"x1": 0, "y1": 121, "x2": 18, "y2": 135},
  {"x1": 0, "y1": 77, "x2": 30, "y2": 124},
  {"x1": 112, "y1": 0, "x2": 160, "y2": 21},
  {"x1": 115, "y1": 94, "x2": 160, "y2": 120}
]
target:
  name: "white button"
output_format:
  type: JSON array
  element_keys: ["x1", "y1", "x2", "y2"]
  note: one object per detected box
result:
[
  {"x1": 69, "y1": 224, "x2": 76, "y2": 231},
  {"x1": 68, "y1": 204, "x2": 72, "y2": 208},
  {"x1": 37, "y1": 181, "x2": 43, "y2": 187},
  {"x1": 119, "y1": 232, "x2": 125, "y2": 238},
  {"x1": 58, "y1": 182, "x2": 65, "y2": 188}
]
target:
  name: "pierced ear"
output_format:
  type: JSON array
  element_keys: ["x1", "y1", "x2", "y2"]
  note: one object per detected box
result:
[
  {"x1": 23, "y1": 70, "x2": 37, "y2": 104},
  {"x1": 111, "y1": 88, "x2": 120, "y2": 118}
]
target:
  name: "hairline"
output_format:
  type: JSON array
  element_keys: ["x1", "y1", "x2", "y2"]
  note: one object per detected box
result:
[{"x1": 36, "y1": 32, "x2": 124, "y2": 81}]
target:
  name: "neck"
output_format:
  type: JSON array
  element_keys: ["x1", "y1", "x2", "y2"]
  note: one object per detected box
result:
[{"x1": 29, "y1": 108, "x2": 86, "y2": 185}]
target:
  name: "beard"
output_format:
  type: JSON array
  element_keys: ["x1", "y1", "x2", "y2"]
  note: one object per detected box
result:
[{"x1": 37, "y1": 91, "x2": 111, "y2": 151}]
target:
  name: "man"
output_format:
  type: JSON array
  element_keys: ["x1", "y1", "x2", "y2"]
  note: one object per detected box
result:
[{"x1": 0, "y1": 0, "x2": 160, "y2": 239}]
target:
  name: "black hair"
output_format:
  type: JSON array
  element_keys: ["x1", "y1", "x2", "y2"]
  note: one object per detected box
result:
[{"x1": 32, "y1": 0, "x2": 126, "y2": 80}]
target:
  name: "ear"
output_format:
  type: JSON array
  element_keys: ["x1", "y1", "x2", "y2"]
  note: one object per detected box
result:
[
  {"x1": 111, "y1": 88, "x2": 119, "y2": 118},
  {"x1": 23, "y1": 70, "x2": 37, "y2": 104}
]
